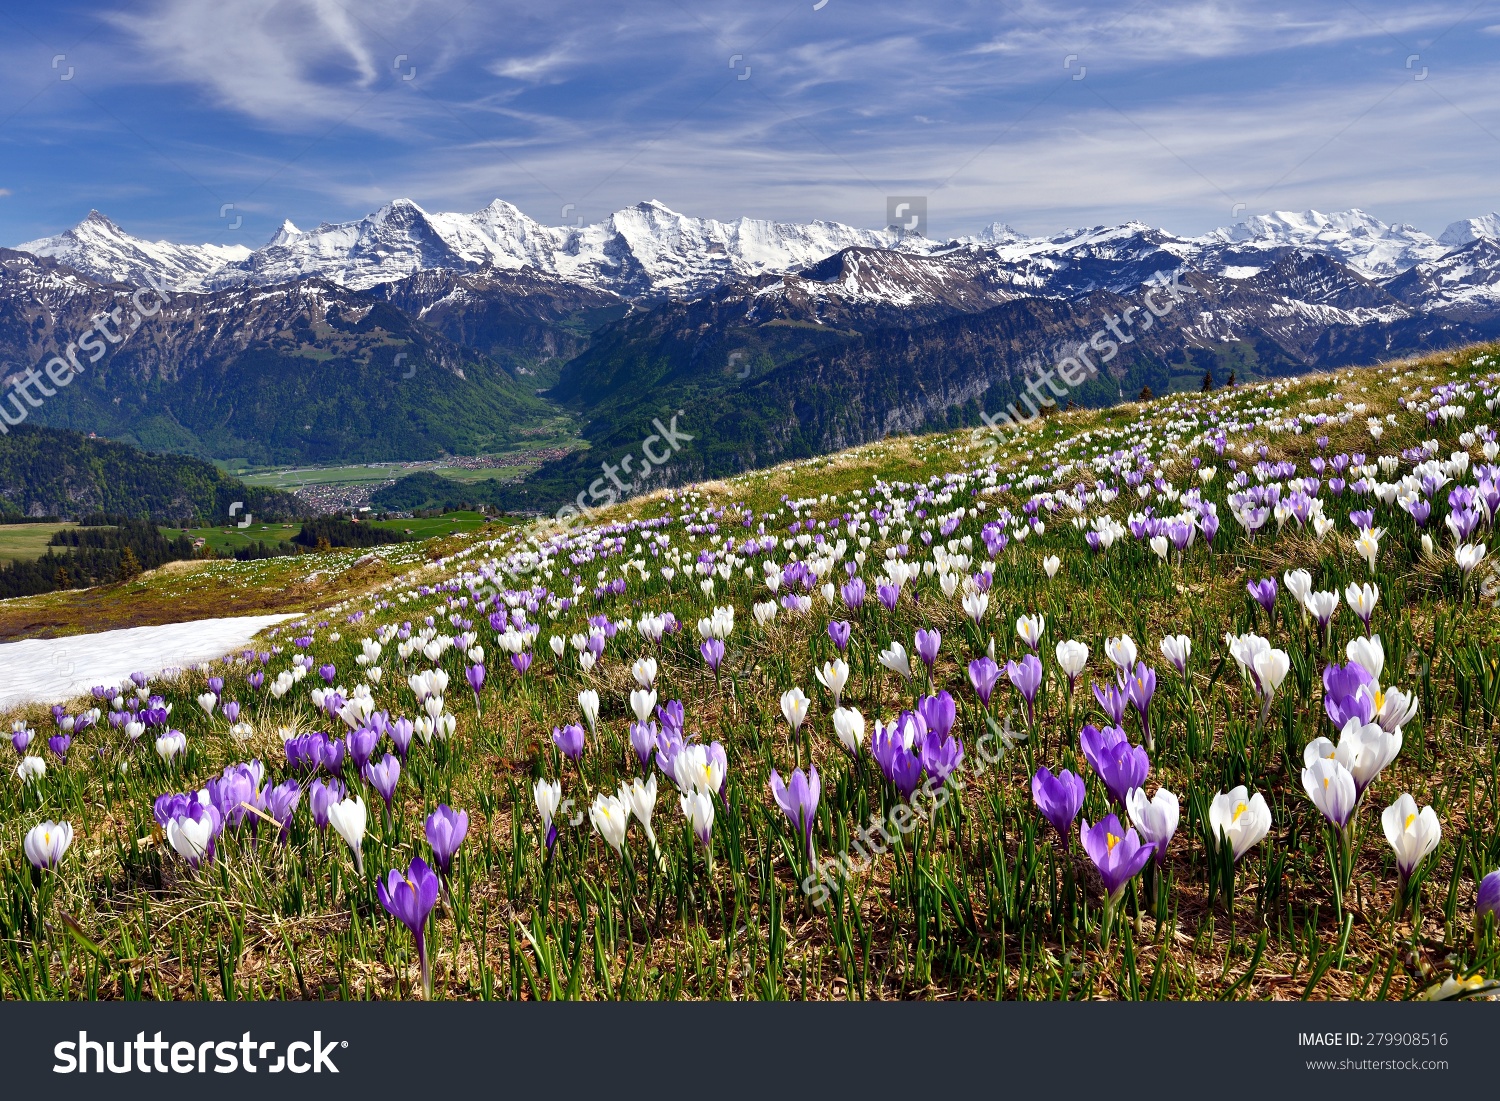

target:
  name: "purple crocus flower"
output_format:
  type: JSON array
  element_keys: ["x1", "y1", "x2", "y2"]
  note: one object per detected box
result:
[
  {"x1": 920, "y1": 729, "x2": 964, "y2": 785},
  {"x1": 629, "y1": 720, "x2": 658, "y2": 770},
  {"x1": 12, "y1": 727, "x2": 34, "y2": 753},
  {"x1": 376, "y1": 857, "x2": 441, "y2": 998},
  {"x1": 207, "y1": 765, "x2": 259, "y2": 828},
  {"x1": 511, "y1": 651, "x2": 532, "y2": 676},
  {"x1": 1031, "y1": 767, "x2": 1085, "y2": 842},
  {"x1": 364, "y1": 753, "x2": 402, "y2": 811},
  {"x1": 872, "y1": 725, "x2": 925, "y2": 799},
  {"x1": 321, "y1": 736, "x2": 346, "y2": 774},
  {"x1": 389, "y1": 717, "x2": 415, "y2": 759},
  {"x1": 1080, "y1": 723, "x2": 1150, "y2": 805},
  {"x1": 264, "y1": 779, "x2": 302, "y2": 842},
  {"x1": 917, "y1": 691, "x2": 956, "y2": 740},
  {"x1": 914, "y1": 629, "x2": 942, "y2": 671},
  {"x1": 466, "y1": 663, "x2": 486, "y2": 698},
  {"x1": 1005, "y1": 653, "x2": 1043, "y2": 725},
  {"x1": 1247, "y1": 578, "x2": 1277, "y2": 615},
  {"x1": 827, "y1": 620, "x2": 852, "y2": 651},
  {"x1": 309, "y1": 777, "x2": 346, "y2": 830},
  {"x1": 1478, "y1": 870, "x2": 1500, "y2": 926},
  {"x1": 153, "y1": 791, "x2": 197, "y2": 828},
  {"x1": 968, "y1": 656, "x2": 1000, "y2": 706},
  {"x1": 841, "y1": 577, "x2": 867, "y2": 610},
  {"x1": 552, "y1": 723, "x2": 585, "y2": 761},
  {"x1": 221, "y1": 701, "x2": 241, "y2": 724},
  {"x1": 1124, "y1": 662, "x2": 1157, "y2": 748},
  {"x1": 425, "y1": 804, "x2": 469, "y2": 876},
  {"x1": 700, "y1": 638, "x2": 726, "y2": 672},
  {"x1": 770, "y1": 766, "x2": 821, "y2": 860},
  {"x1": 207, "y1": 677, "x2": 224, "y2": 697},
  {"x1": 318, "y1": 664, "x2": 337, "y2": 685},
  {"x1": 348, "y1": 725, "x2": 381, "y2": 770},
  {"x1": 247, "y1": 671, "x2": 265, "y2": 691},
  {"x1": 1081, "y1": 813, "x2": 1156, "y2": 902},
  {"x1": 1323, "y1": 662, "x2": 1375, "y2": 728},
  {"x1": 877, "y1": 583, "x2": 901, "y2": 611},
  {"x1": 1093, "y1": 679, "x2": 1127, "y2": 725},
  {"x1": 47, "y1": 733, "x2": 70, "y2": 760},
  {"x1": 656, "y1": 700, "x2": 685, "y2": 741}
]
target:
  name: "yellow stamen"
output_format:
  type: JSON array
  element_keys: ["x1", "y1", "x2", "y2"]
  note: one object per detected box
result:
[
  {"x1": 1232, "y1": 801, "x2": 1248, "y2": 822},
  {"x1": 1405, "y1": 813, "x2": 1416, "y2": 831},
  {"x1": 1106, "y1": 832, "x2": 1121, "y2": 851}
]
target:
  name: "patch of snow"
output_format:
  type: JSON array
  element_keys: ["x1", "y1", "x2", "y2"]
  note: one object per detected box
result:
[{"x1": 0, "y1": 614, "x2": 300, "y2": 710}]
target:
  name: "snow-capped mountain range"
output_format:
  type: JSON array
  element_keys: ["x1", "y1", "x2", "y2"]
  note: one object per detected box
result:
[{"x1": 17, "y1": 199, "x2": 1500, "y2": 303}]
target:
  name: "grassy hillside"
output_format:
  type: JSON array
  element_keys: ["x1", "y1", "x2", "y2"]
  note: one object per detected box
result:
[{"x1": 3, "y1": 342, "x2": 1500, "y2": 1001}]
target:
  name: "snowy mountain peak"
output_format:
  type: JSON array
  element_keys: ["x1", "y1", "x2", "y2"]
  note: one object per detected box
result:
[
  {"x1": 1210, "y1": 207, "x2": 1445, "y2": 278},
  {"x1": 1439, "y1": 213, "x2": 1500, "y2": 247},
  {"x1": 17, "y1": 210, "x2": 251, "y2": 292},
  {"x1": 13, "y1": 199, "x2": 1500, "y2": 302}
]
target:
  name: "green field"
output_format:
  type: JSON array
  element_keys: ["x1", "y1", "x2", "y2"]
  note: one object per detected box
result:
[
  {"x1": 368, "y1": 510, "x2": 497, "y2": 539},
  {"x1": 159, "y1": 511, "x2": 506, "y2": 555},
  {"x1": 237, "y1": 464, "x2": 408, "y2": 490},
  {"x1": 0, "y1": 522, "x2": 75, "y2": 563},
  {"x1": 158, "y1": 521, "x2": 303, "y2": 556}
]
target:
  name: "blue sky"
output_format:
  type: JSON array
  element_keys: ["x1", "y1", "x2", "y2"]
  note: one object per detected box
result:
[{"x1": 1, "y1": 0, "x2": 1498, "y2": 247}]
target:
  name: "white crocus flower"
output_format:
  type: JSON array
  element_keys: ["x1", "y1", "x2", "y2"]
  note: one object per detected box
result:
[
  {"x1": 23, "y1": 820, "x2": 73, "y2": 868},
  {"x1": 1353, "y1": 526, "x2": 1385, "y2": 575},
  {"x1": 1055, "y1": 639, "x2": 1089, "y2": 684},
  {"x1": 1337, "y1": 717, "x2": 1402, "y2": 796},
  {"x1": 1345, "y1": 582, "x2": 1379, "y2": 624},
  {"x1": 832, "y1": 706, "x2": 866, "y2": 755},
  {"x1": 1301, "y1": 757, "x2": 1357, "y2": 827},
  {"x1": 1125, "y1": 786, "x2": 1178, "y2": 859},
  {"x1": 1042, "y1": 554, "x2": 1061, "y2": 578},
  {"x1": 155, "y1": 730, "x2": 187, "y2": 761},
  {"x1": 1104, "y1": 635, "x2": 1137, "y2": 675},
  {"x1": 1456, "y1": 542, "x2": 1487, "y2": 577},
  {"x1": 815, "y1": 660, "x2": 849, "y2": 706},
  {"x1": 1015, "y1": 614, "x2": 1045, "y2": 649},
  {"x1": 166, "y1": 817, "x2": 212, "y2": 865},
  {"x1": 533, "y1": 779, "x2": 562, "y2": 836},
  {"x1": 578, "y1": 689, "x2": 600, "y2": 732},
  {"x1": 1208, "y1": 787, "x2": 1272, "y2": 861},
  {"x1": 327, "y1": 796, "x2": 368, "y2": 874},
  {"x1": 632, "y1": 656, "x2": 658, "y2": 689},
  {"x1": 630, "y1": 688, "x2": 658, "y2": 725},
  {"x1": 1159, "y1": 634, "x2": 1191, "y2": 674},
  {"x1": 781, "y1": 687, "x2": 810, "y2": 731},
  {"x1": 589, "y1": 793, "x2": 630, "y2": 855},
  {"x1": 1381, "y1": 794, "x2": 1441, "y2": 880},
  {"x1": 619, "y1": 774, "x2": 659, "y2": 852},
  {"x1": 879, "y1": 641, "x2": 912, "y2": 680},
  {"x1": 962, "y1": 590, "x2": 990, "y2": 623},
  {"x1": 196, "y1": 692, "x2": 218, "y2": 716},
  {"x1": 1346, "y1": 634, "x2": 1385, "y2": 684},
  {"x1": 16, "y1": 755, "x2": 45, "y2": 783}
]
